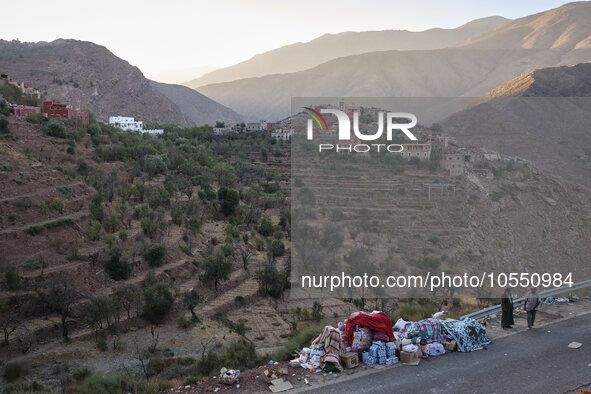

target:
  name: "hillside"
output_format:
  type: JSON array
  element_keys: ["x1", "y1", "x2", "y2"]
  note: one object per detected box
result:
[
  {"x1": 150, "y1": 81, "x2": 244, "y2": 125},
  {"x1": 185, "y1": 16, "x2": 510, "y2": 88},
  {"x1": 0, "y1": 39, "x2": 242, "y2": 127},
  {"x1": 441, "y1": 62, "x2": 591, "y2": 187},
  {"x1": 196, "y1": 2, "x2": 591, "y2": 121},
  {"x1": 1, "y1": 107, "x2": 591, "y2": 389}
]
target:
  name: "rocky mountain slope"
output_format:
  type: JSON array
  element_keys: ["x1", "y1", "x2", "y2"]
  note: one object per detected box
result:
[
  {"x1": 442, "y1": 62, "x2": 591, "y2": 187},
  {"x1": 196, "y1": 2, "x2": 591, "y2": 121},
  {"x1": 150, "y1": 81, "x2": 243, "y2": 125},
  {"x1": 0, "y1": 39, "x2": 242, "y2": 126},
  {"x1": 185, "y1": 16, "x2": 510, "y2": 88}
]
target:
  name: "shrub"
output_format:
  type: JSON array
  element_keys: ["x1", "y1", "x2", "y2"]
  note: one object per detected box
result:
[
  {"x1": 272, "y1": 325, "x2": 322, "y2": 362},
  {"x1": 258, "y1": 217, "x2": 274, "y2": 236},
  {"x1": 143, "y1": 244, "x2": 166, "y2": 267},
  {"x1": 398, "y1": 302, "x2": 437, "y2": 322},
  {"x1": 97, "y1": 336, "x2": 108, "y2": 352},
  {"x1": 4, "y1": 362, "x2": 26, "y2": 382},
  {"x1": 119, "y1": 230, "x2": 128, "y2": 241},
  {"x1": 45, "y1": 119, "x2": 67, "y2": 138},
  {"x1": 80, "y1": 372, "x2": 125, "y2": 394},
  {"x1": 0, "y1": 99, "x2": 10, "y2": 116},
  {"x1": 73, "y1": 367, "x2": 92, "y2": 381},
  {"x1": 0, "y1": 118, "x2": 9, "y2": 134},
  {"x1": 271, "y1": 240, "x2": 285, "y2": 257},
  {"x1": 25, "y1": 112, "x2": 45, "y2": 124},
  {"x1": 311, "y1": 301, "x2": 323, "y2": 322},
  {"x1": 235, "y1": 320, "x2": 246, "y2": 336},
  {"x1": 143, "y1": 284, "x2": 174, "y2": 324},
  {"x1": 49, "y1": 197, "x2": 66, "y2": 213},
  {"x1": 5, "y1": 262, "x2": 21, "y2": 291},
  {"x1": 25, "y1": 217, "x2": 74, "y2": 235},
  {"x1": 89, "y1": 221, "x2": 101, "y2": 241}
]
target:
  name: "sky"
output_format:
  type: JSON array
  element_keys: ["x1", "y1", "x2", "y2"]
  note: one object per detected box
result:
[{"x1": 0, "y1": 0, "x2": 577, "y2": 83}]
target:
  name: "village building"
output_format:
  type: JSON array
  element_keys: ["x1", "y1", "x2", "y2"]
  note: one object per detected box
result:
[
  {"x1": 246, "y1": 120, "x2": 267, "y2": 132},
  {"x1": 271, "y1": 128, "x2": 293, "y2": 141},
  {"x1": 11, "y1": 104, "x2": 39, "y2": 118},
  {"x1": 400, "y1": 143, "x2": 431, "y2": 160},
  {"x1": 441, "y1": 152, "x2": 466, "y2": 177},
  {"x1": 43, "y1": 101, "x2": 89, "y2": 126}
]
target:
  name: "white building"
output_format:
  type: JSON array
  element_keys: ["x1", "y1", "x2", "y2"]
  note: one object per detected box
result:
[
  {"x1": 109, "y1": 116, "x2": 143, "y2": 132},
  {"x1": 246, "y1": 120, "x2": 267, "y2": 132},
  {"x1": 109, "y1": 116, "x2": 163, "y2": 134}
]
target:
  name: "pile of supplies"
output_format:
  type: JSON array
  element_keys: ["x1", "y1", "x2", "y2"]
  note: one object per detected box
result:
[
  {"x1": 361, "y1": 340, "x2": 398, "y2": 366},
  {"x1": 295, "y1": 309, "x2": 490, "y2": 375}
]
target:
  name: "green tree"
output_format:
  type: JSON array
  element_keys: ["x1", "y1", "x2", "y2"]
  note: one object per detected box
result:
[
  {"x1": 142, "y1": 284, "x2": 174, "y2": 324},
  {"x1": 255, "y1": 260, "x2": 290, "y2": 299},
  {"x1": 200, "y1": 252, "x2": 232, "y2": 292},
  {"x1": 105, "y1": 248, "x2": 132, "y2": 280},
  {"x1": 182, "y1": 289, "x2": 203, "y2": 322},
  {"x1": 0, "y1": 99, "x2": 10, "y2": 116},
  {"x1": 143, "y1": 244, "x2": 165, "y2": 267},
  {"x1": 217, "y1": 186, "x2": 240, "y2": 216},
  {"x1": 47, "y1": 276, "x2": 80, "y2": 340}
]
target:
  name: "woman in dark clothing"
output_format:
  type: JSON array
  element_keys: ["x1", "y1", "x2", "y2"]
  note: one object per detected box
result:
[{"x1": 501, "y1": 287, "x2": 514, "y2": 329}]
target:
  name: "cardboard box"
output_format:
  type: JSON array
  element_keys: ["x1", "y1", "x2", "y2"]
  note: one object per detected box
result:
[
  {"x1": 341, "y1": 352, "x2": 359, "y2": 369},
  {"x1": 443, "y1": 339, "x2": 457, "y2": 352},
  {"x1": 400, "y1": 348, "x2": 421, "y2": 365}
]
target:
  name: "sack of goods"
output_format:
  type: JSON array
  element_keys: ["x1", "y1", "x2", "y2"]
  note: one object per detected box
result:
[
  {"x1": 401, "y1": 344, "x2": 418, "y2": 353},
  {"x1": 422, "y1": 342, "x2": 446, "y2": 357}
]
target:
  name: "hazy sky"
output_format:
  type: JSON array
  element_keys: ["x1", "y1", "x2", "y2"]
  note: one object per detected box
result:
[{"x1": 0, "y1": 0, "x2": 576, "y2": 83}]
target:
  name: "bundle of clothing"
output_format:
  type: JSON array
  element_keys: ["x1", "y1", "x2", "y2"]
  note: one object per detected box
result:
[
  {"x1": 309, "y1": 325, "x2": 346, "y2": 371},
  {"x1": 440, "y1": 318, "x2": 490, "y2": 352}
]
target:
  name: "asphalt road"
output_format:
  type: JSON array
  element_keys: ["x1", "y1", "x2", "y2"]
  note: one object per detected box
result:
[{"x1": 303, "y1": 312, "x2": 591, "y2": 394}]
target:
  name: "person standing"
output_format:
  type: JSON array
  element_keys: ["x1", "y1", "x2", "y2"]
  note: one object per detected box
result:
[
  {"x1": 524, "y1": 287, "x2": 541, "y2": 329},
  {"x1": 501, "y1": 288, "x2": 514, "y2": 328}
]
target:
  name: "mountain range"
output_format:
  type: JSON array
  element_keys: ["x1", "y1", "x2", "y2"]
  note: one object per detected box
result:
[
  {"x1": 0, "y1": 39, "x2": 243, "y2": 126},
  {"x1": 195, "y1": 1, "x2": 591, "y2": 121},
  {"x1": 184, "y1": 16, "x2": 510, "y2": 88}
]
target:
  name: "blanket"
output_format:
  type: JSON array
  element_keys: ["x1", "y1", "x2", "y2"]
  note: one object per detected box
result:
[
  {"x1": 311, "y1": 325, "x2": 346, "y2": 371},
  {"x1": 345, "y1": 311, "x2": 394, "y2": 346},
  {"x1": 404, "y1": 318, "x2": 444, "y2": 344},
  {"x1": 440, "y1": 318, "x2": 491, "y2": 352}
]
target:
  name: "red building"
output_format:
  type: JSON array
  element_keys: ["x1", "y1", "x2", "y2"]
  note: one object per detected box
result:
[
  {"x1": 11, "y1": 105, "x2": 39, "y2": 118},
  {"x1": 42, "y1": 101, "x2": 89, "y2": 127}
]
